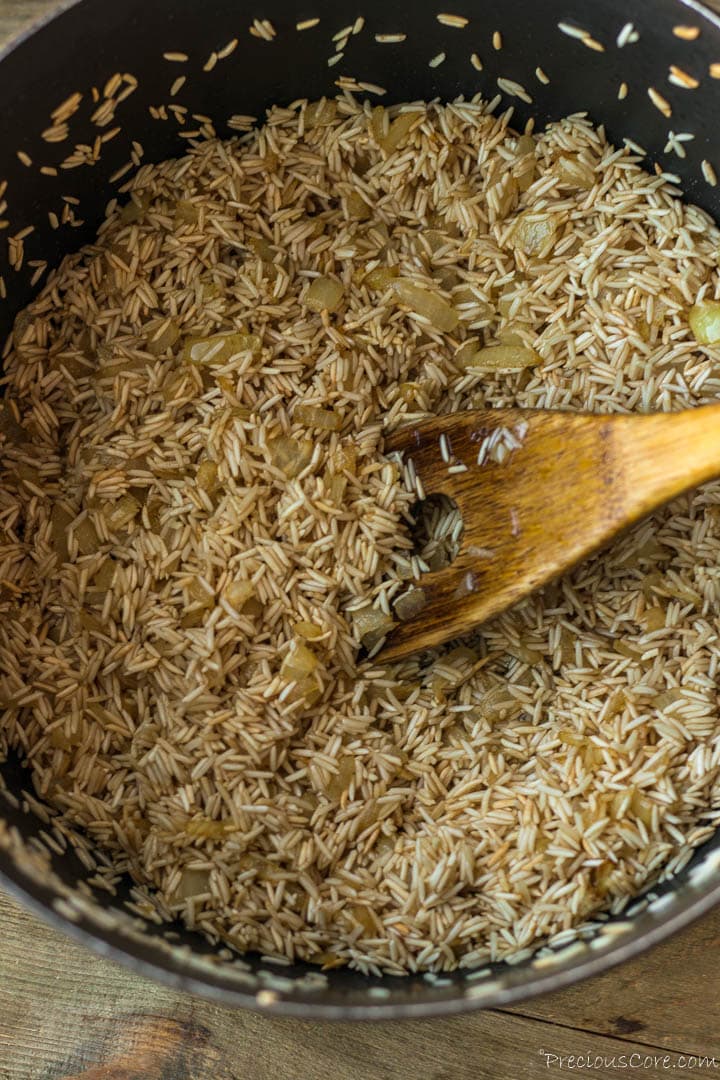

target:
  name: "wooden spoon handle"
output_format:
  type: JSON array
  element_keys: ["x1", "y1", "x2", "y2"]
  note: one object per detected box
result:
[{"x1": 610, "y1": 402, "x2": 720, "y2": 515}]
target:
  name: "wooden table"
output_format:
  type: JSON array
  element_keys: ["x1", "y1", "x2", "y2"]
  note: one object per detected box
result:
[
  {"x1": 2, "y1": 0, "x2": 720, "y2": 1076},
  {"x1": 2, "y1": 888, "x2": 720, "y2": 1079}
]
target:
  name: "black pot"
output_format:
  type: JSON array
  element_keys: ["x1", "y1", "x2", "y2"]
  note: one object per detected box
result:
[{"x1": 2, "y1": 0, "x2": 720, "y2": 1019}]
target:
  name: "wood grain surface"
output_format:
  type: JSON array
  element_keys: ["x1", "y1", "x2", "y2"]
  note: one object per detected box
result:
[
  {"x1": 2, "y1": 1, "x2": 720, "y2": 1078},
  {"x1": 381, "y1": 404, "x2": 720, "y2": 659},
  {"x1": 2, "y1": 888, "x2": 720, "y2": 1080}
]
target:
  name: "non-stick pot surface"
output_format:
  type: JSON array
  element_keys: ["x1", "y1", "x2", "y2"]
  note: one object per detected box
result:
[{"x1": 2, "y1": 0, "x2": 720, "y2": 1018}]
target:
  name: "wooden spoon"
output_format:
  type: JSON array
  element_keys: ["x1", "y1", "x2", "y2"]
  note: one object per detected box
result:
[{"x1": 379, "y1": 404, "x2": 720, "y2": 661}]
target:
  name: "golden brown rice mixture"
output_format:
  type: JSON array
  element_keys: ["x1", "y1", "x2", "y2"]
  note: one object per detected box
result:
[{"x1": 2, "y1": 95, "x2": 720, "y2": 974}]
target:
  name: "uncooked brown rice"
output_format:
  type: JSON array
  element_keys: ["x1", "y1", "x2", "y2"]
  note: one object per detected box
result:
[
  {"x1": 648, "y1": 86, "x2": 673, "y2": 117},
  {"x1": 2, "y1": 94, "x2": 720, "y2": 977},
  {"x1": 673, "y1": 24, "x2": 700, "y2": 41}
]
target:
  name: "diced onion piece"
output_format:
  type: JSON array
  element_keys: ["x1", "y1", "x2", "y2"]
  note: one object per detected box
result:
[
  {"x1": 51, "y1": 505, "x2": 74, "y2": 560},
  {"x1": 351, "y1": 607, "x2": 395, "y2": 649},
  {"x1": 354, "y1": 798, "x2": 379, "y2": 832},
  {"x1": 14, "y1": 462, "x2": 39, "y2": 484},
  {"x1": 51, "y1": 351, "x2": 88, "y2": 378},
  {"x1": 460, "y1": 344, "x2": 541, "y2": 371},
  {"x1": 73, "y1": 517, "x2": 99, "y2": 555},
  {"x1": 379, "y1": 110, "x2": 422, "y2": 154},
  {"x1": 196, "y1": 459, "x2": 220, "y2": 494},
  {"x1": 119, "y1": 192, "x2": 151, "y2": 224},
  {"x1": 635, "y1": 538, "x2": 667, "y2": 561},
  {"x1": 181, "y1": 609, "x2": 205, "y2": 629},
  {"x1": 224, "y1": 580, "x2": 254, "y2": 611},
  {"x1": 506, "y1": 642, "x2": 543, "y2": 664},
  {"x1": 304, "y1": 98, "x2": 338, "y2": 128},
  {"x1": 454, "y1": 339, "x2": 481, "y2": 368},
  {"x1": 428, "y1": 644, "x2": 478, "y2": 698},
  {"x1": 305, "y1": 218, "x2": 325, "y2": 239},
  {"x1": 364, "y1": 265, "x2": 399, "y2": 290},
  {"x1": 333, "y1": 445, "x2": 357, "y2": 475},
  {"x1": 642, "y1": 606, "x2": 666, "y2": 631},
  {"x1": 268, "y1": 435, "x2": 313, "y2": 477},
  {"x1": 605, "y1": 688, "x2": 626, "y2": 719},
  {"x1": 0, "y1": 403, "x2": 24, "y2": 443},
  {"x1": 556, "y1": 154, "x2": 595, "y2": 190},
  {"x1": 86, "y1": 702, "x2": 116, "y2": 724},
  {"x1": 91, "y1": 559, "x2": 116, "y2": 589},
  {"x1": 176, "y1": 867, "x2": 210, "y2": 899},
  {"x1": 490, "y1": 174, "x2": 518, "y2": 220},
  {"x1": 558, "y1": 627, "x2": 575, "y2": 664},
  {"x1": 640, "y1": 571, "x2": 664, "y2": 602},
  {"x1": 200, "y1": 279, "x2": 223, "y2": 299},
  {"x1": 305, "y1": 276, "x2": 344, "y2": 313},
  {"x1": 346, "y1": 191, "x2": 371, "y2": 220},
  {"x1": 183, "y1": 331, "x2": 262, "y2": 366},
  {"x1": 104, "y1": 494, "x2": 141, "y2": 531},
  {"x1": 370, "y1": 105, "x2": 387, "y2": 143},
  {"x1": 374, "y1": 833, "x2": 397, "y2": 859},
  {"x1": 281, "y1": 639, "x2": 319, "y2": 682},
  {"x1": 295, "y1": 404, "x2": 342, "y2": 431},
  {"x1": 236, "y1": 851, "x2": 267, "y2": 874},
  {"x1": 294, "y1": 620, "x2": 324, "y2": 640},
  {"x1": 325, "y1": 754, "x2": 355, "y2": 798},
  {"x1": 497, "y1": 277, "x2": 526, "y2": 318},
  {"x1": 392, "y1": 280, "x2": 459, "y2": 332},
  {"x1": 666, "y1": 580, "x2": 700, "y2": 602},
  {"x1": 631, "y1": 790, "x2": 655, "y2": 827},
  {"x1": 242, "y1": 596, "x2": 263, "y2": 618},
  {"x1": 187, "y1": 576, "x2": 214, "y2": 607},
  {"x1": 285, "y1": 675, "x2": 322, "y2": 706},
  {"x1": 511, "y1": 213, "x2": 558, "y2": 256},
  {"x1": 497, "y1": 322, "x2": 533, "y2": 346},
  {"x1": 175, "y1": 199, "x2": 199, "y2": 225},
  {"x1": 424, "y1": 229, "x2": 451, "y2": 254},
  {"x1": 655, "y1": 687, "x2": 683, "y2": 709},
  {"x1": 498, "y1": 295, "x2": 515, "y2": 320},
  {"x1": 514, "y1": 134, "x2": 536, "y2": 192},
  {"x1": 347, "y1": 904, "x2": 377, "y2": 934},
  {"x1": 453, "y1": 286, "x2": 493, "y2": 321},
  {"x1": 48, "y1": 729, "x2": 73, "y2": 750},
  {"x1": 689, "y1": 300, "x2": 720, "y2": 344},
  {"x1": 146, "y1": 318, "x2": 180, "y2": 357},
  {"x1": 185, "y1": 819, "x2": 227, "y2": 839},
  {"x1": 92, "y1": 352, "x2": 149, "y2": 379},
  {"x1": 215, "y1": 375, "x2": 235, "y2": 397},
  {"x1": 480, "y1": 683, "x2": 523, "y2": 721},
  {"x1": 393, "y1": 587, "x2": 427, "y2": 621},
  {"x1": 79, "y1": 610, "x2": 105, "y2": 634},
  {"x1": 399, "y1": 380, "x2": 422, "y2": 403},
  {"x1": 323, "y1": 471, "x2": 347, "y2": 503},
  {"x1": 558, "y1": 730, "x2": 584, "y2": 747},
  {"x1": 436, "y1": 267, "x2": 460, "y2": 293},
  {"x1": 248, "y1": 237, "x2": 276, "y2": 262}
]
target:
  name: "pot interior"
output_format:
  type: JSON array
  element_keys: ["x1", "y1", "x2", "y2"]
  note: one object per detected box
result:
[{"x1": 2, "y1": 0, "x2": 720, "y2": 1017}]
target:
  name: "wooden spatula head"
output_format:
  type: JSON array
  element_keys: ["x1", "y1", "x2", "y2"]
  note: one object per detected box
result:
[{"x1": 379, "y1": 404, "x2": 720, "y2": 661}]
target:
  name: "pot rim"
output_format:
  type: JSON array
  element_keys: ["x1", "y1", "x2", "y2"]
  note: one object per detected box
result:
[{"x1": 1, "y1": 0, "x2": 720, "y2": 1021}]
